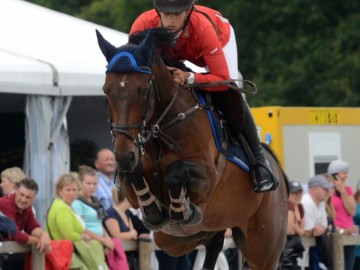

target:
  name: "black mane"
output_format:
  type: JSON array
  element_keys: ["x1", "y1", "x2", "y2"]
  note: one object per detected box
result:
[{"x1": 129, "y1": 28, "x2": 192, "y2": 71}]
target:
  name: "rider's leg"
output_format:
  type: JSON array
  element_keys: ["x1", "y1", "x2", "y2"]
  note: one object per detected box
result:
[
  {"x1": 241, "y1": 100, "x2": 279, "y2": 192},
  {"x1": 212, "y1": 89, "x2": 279, "y2": 192}
]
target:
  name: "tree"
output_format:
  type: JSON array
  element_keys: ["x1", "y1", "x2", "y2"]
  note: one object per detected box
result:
[{"x1": 25, "y1": 0, "x2": 360, "y2": 107}]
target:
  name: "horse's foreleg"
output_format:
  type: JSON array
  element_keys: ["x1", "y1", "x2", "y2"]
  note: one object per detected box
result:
[
  {"x1": 165, "y1": 160, "x2": 203, "y2": 225},
  {"x1": 201, "y1": 231, "x2": 225, "y2": 270},
  {"x1": 125, "y1": 165, "x2": 170, "y2": 231}
]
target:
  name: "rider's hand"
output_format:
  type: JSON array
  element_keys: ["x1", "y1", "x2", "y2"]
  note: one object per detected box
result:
[{"x1": 167, "y1": 67, "x2": 190, "y2": 85}]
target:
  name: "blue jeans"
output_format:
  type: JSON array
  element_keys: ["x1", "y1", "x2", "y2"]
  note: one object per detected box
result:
[
  {"x1": 155, "y1": 250, "x2": 192, "y2": 270},
  {"x1": 344, "y1": 245, "x2": 356, "y2": 270}
]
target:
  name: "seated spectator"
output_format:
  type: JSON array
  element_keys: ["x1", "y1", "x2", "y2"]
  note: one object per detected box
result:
[
  {"x1": 0, "y1": 167, "x2": 26, "y2": 196},
  {"x1": 94, "y1": 148, "x2": 116, "y2": 210},
  {"x1": 47, "y1": 172, "x2": 108, "y2": 269},
  {"x1": 72, "y1": 165, "x2": 114, "y2": 252},
  {"x1": 287, "y1": 180, "x2": 305, "y2": 238},
  {"x1": 286, "y1": 181, "x2": 305, "y2": 270},
  {"x1": 103, "y1": 188, "x2": 142, "y2": 270},
  {"x1": 0, "y1": 178, "x2": 51, "y2": 269},
  {"x1": 298, "y1": 174, "x2": 334, "y2": 270}
]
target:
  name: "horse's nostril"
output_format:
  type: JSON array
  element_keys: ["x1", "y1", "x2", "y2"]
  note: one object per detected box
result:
[
  {"x1": 116, "y1": 151, "x2": 138, "y2": 172},
  {"x1": 129, "y1": 152, "x2": 136, "y2": 163}
]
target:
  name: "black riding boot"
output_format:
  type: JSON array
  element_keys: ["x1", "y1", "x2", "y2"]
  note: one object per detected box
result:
[
  {"x1": 212, "y1": 89, "x2": 279, "y2": 193},
  {"x1": 241, "y1": 101, "x2": 279, "y2": 192}
]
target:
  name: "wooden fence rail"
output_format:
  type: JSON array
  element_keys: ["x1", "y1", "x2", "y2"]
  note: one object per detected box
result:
[
  {"x1": 0, "y1": 238, "x2": 154, "y2": 270},
  {"x1": 1, "y1": 234, "x2": 360, "y2": 270},
  {"x1": 301, "y1": 234, "x2": 360, "y2": 270}
]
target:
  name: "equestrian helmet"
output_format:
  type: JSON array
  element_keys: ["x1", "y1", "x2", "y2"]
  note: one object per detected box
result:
[{"x1": 153, "y1": 0, "x2": 193, "y2": 13}]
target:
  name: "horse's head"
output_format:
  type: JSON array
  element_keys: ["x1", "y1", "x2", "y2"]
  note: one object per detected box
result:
[{"x1": 96, "y1": 29, "x2": 176, "y2": 173}]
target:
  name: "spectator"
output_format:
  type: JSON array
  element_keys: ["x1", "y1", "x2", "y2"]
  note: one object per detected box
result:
[
  {"x1": 0, "y1": 178, "x2": 51, "y2": 269},
  {"x1": 286, "y1": 181, "x2": 305, "y2": 270},
  {"x1": 287, "y1": 180, "x2": 305, "y2": 238},
  {"x1": 72, "y1": 165, "x2": 114, "y2": 252},
  {"x1": 325, "y1": 174, "x2": 337, "y2": 233},
  {"x1": 47, "y1": 172, "x2": 108, "y2": 269},
  {"x1": 298, "y1": 174, "x2": 334, "y2": 270},
  {"x1": 328, "y1": 159, "x2": 358, "y2": 270},
  {"x1": 95, "y1": 148, "x2": 116, "y2": 210},
  {"x1": 353, "y1": 189, "x2": 360, "y2": 270},
  {"x1": 103, "y1": 188, "x2": 141, "y2": 270},
  {"x1": 0, "y1": 167, "x2": 26, "y2": 195}
]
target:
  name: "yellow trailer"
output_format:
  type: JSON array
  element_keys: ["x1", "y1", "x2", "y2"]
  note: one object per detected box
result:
[{"x1": 252, "y1": 107, "x2": 360, "y2": 188}]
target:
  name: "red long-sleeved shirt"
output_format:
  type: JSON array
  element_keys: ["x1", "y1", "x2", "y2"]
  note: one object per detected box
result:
[
  {"x1": 0, "y1": 193, "x2": 40, "y2": 243},
  {"x1": 130, "y1": 5, "x2": 231, "y2": 91}
]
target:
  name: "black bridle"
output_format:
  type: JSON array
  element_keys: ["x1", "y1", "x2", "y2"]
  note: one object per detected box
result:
[{"x1": 107, "y1": 74, "x2": 201, "y2": 155}]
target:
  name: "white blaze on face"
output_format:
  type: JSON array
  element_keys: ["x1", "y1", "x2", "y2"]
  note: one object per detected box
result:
[{"x1": 120, "y1": 74, "x2": 128, "y2": 88}]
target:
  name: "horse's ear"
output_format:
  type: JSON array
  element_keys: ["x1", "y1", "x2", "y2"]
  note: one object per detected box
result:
[
  {"x1": 137, "y1": 29, "x2": 154, "y2": 65},
  {"x1": 96, "y1": 29, "x2": 117, "y2": 63}
]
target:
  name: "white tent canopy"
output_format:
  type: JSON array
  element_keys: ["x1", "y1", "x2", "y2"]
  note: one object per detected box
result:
[
  {"x1": 0, "y1": 0, "x2": 128, "y2": 96},
  {"x1": 0, "y1": 0, "x2": 128, "y2": 225}
]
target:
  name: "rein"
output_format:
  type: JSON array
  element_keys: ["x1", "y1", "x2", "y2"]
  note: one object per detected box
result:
[{"x1": 184, "y1": 79, "x2": 258, "y2": 95}]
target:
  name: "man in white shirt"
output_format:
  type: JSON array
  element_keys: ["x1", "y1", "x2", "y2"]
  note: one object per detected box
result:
[{"x1": 298, "y1": 174, "x2": 334, "y2": 269}]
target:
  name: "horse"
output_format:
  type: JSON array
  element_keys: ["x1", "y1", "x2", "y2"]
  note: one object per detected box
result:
[{"x1": 96, "y1": 28, "x2": 289, "y2": 270}]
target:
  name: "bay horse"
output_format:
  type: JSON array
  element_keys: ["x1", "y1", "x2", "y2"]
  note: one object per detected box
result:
[{"x1": 96, "y1": 28, "x2": 289, "y2": 270}]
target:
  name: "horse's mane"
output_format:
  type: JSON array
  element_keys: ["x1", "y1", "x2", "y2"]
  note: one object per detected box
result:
[{"x1": 129, "y1": 28, "x2": 192, "y2": 71}]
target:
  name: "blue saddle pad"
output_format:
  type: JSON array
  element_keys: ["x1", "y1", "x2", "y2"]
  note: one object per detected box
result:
[{"x1": 195, "y1": 91, "x2": 250, "y2": 173}]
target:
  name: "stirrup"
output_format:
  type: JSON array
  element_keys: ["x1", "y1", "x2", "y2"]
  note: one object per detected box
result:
[{"x1": 251, "y1": 162, "x2": 279, "y2": 193}]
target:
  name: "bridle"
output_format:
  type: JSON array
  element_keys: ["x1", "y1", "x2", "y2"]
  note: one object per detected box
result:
[{"x1": 107, "y1": 73, "x2": 201, "y2": 155}]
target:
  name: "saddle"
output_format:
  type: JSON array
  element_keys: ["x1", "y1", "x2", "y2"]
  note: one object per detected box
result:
[{"x1": 195, "y1": 90, "x2": 250, "y2": 173}]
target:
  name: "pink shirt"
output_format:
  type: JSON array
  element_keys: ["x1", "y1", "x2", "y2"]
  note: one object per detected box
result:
[{"x1": 332, "y1": 186, "x2": 355, "y2": 229}]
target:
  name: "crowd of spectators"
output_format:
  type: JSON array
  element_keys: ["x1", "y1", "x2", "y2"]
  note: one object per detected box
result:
[
  {"x1": 287, "y1": 159, "x2": 360, "y2": 270},
  {"x1": 1, "y1": 148, "x2": 232, "y2": 270},
  {"x1": 2, "y1": 152, "x2": 360, "y2": 270}
]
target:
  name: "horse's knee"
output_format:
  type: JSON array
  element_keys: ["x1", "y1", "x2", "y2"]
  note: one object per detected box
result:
[{"x1": 164, "y1": 160, "x2": 190, "y2": 190}]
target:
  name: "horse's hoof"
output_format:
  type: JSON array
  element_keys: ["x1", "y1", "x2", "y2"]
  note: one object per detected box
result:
[
  {"x1": 142, "y1": 203, "x2": 171, "y2": 232},
  {"x1": 143, "y1": 215, "x2": 170, "y2": 232},
  {"x1": 178, "y1": 204, "x2": 203, "y2": 226}
]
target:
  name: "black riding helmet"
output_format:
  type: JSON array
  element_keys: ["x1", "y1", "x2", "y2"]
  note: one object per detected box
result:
[{"x1": 153, "y1": 0, "x2": 193, "y2": 13}]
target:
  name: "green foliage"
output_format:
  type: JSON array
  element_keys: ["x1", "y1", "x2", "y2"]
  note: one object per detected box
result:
[
  {"x1": 78, "y1": 0, "x2": 153, "y2": 32},
  {"x1": 25, "y1": 0, "x2": 360, "y2": 107}
]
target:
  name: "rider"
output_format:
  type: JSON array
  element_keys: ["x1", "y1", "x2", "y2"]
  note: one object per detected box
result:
[{"x1": 130, "y1": 0, "x2": 278, "y2": 193}]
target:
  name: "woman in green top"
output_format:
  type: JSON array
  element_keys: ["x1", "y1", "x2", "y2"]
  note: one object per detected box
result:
[{"x1": 47, "y1": 172, "x2": 87, "y2": 241}]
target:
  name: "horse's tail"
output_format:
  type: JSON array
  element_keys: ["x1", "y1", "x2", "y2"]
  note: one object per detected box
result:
[
  {"x1": 261, "y1": 143, "x2": 290, "y2": 195},
  {"x1": 277, "y1": 236, "x2": 305, "y2": 270}
]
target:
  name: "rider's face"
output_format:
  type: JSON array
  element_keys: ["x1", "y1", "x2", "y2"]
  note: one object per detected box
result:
[{"x1": 159, "y1": 10, "x2": 190, "y2": 33}]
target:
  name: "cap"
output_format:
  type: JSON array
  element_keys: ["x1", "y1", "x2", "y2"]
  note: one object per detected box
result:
[
  {"x1": 154, "y1": 0, "x2": 193, "y2": 13},
  {"x1": 327, "y1": 159, "x2": 349, "y2": 174},
  {"x1": 308, "y1": 174, "x2": 334, "y2": 189},
  {"x1": 289, "y1": 181, "x2": 303, "y2": 193}
]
